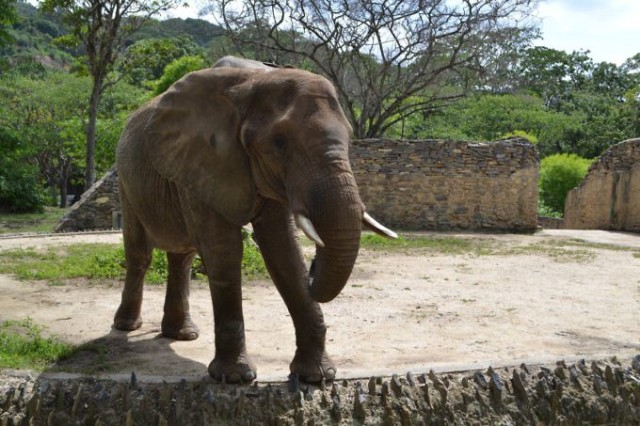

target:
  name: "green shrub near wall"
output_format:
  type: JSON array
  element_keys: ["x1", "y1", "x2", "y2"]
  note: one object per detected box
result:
[{"x1": 539, "y1": 153, "x2": 592, "y2": 215}]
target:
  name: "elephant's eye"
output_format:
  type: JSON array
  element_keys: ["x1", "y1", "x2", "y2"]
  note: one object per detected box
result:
[{"x1": 273, "y1": 135, "x2": 287, "y2": 151}]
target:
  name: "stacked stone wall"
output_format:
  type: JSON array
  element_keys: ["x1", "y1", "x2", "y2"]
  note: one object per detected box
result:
[
  {"x1": 564, "y1": 138, "x2": 640, "y2": 231},
  {"x1": 351, "y1": 138, "x2": 539, "y2": 231},
  {"x1": 54, "y1": 138, "x2": 540, "y2": 233},
  {"x1": 54, "y1": 167, "x2": 120, "y2": 232}
]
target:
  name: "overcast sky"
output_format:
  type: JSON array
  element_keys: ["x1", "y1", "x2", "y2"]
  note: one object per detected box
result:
[
  {"x1": 535, "y1": 0, "x2": 640, "y2": 64},
  {"x1": 166, "y1": 0, "x2": 640, "y2": 66}
]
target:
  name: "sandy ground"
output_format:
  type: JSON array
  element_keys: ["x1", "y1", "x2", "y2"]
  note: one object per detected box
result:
[{"x1": 0, "y1": 229, "x2": 638, "y2": 382}]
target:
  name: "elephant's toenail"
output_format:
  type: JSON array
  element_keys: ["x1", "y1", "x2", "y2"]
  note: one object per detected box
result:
[{"x1": 244, "y1": 371, "x2": 256, "y2": 382}]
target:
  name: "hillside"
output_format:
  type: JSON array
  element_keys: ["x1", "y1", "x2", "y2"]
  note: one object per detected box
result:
[{"x1": 0, "y1": 3, "x2": 223, "y2": 70}]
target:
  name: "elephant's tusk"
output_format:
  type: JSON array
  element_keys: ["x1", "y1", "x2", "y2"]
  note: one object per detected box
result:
[
  {"x1": 295, "y1": 214, "x2": 325, "y2": 248},
  {"x1": 362, "y1": 212, "x2": 398, "y2": 239}
]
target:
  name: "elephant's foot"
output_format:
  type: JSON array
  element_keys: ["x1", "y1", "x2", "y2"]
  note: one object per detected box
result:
[
  {"x1": 161, "y1": 316, "x2": 199, "y2": 341},
  {"x1": 208, "y1": 355, "x2": 257, "y2": 383},
  {"x1": 113, "y1": 306, "x2": 142, "y2": 331},
  {"x1": 290, "y1": 349, "x2": 336, "y2": 383}
]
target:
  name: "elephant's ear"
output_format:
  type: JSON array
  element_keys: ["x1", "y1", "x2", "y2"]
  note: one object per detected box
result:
[{"x1": 146, "y1": 68, "x2": 256, "y2": 224}]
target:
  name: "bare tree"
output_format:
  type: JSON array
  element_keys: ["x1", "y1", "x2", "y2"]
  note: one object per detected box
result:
[
  {"x1": 41, "y1": 0, "x2": 183, "y2": 189},
  {"x1": 205, "y1": 0, "x2": 538, "y2": 138}
]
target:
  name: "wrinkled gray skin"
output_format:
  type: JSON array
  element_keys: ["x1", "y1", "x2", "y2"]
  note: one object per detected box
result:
[{"x1": 114, "y1": 56, "x2": 395, "y2": 383}]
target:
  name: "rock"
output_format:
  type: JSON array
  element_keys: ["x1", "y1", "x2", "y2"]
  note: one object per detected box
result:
[
  {"x1": 632, "y1": 354, "x2": 640, "y2": 372},
  {"x1": 474, "y1": 372, "x2": 488, "y2": 390},
  {"x1": 511, "y1": 369, "x2": 529, "y2": 406},
  {"x1": 368, "y1": 377, "x2": 377, "y2": 396}
]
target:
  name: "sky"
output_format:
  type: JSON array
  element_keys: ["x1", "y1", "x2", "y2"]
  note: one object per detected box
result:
[
  {"x1": 534, "y1": 0, "x2": 640, "y2": 65},
  {"x1": 165, "y1": 0, "x2": 640, "y2": 66}
]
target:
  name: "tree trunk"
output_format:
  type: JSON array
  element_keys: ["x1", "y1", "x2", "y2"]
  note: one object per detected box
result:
[
  {"x1": 59, "y1": 161, "x2": 69, "y2": 208},
  {"x1": 85, "y1": 78, "x2": 102, "y2": 190}
]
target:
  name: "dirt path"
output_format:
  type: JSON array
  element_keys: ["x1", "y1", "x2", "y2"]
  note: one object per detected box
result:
[{"x1": 0, "y1": 230, "x2": 639, "y2": 383}]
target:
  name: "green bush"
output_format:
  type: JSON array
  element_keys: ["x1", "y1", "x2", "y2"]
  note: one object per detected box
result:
[
  {"x1": 151, "y1": 55, "x2": 207, "y2": 95},
  {"x1": 539, "y1": 153, "x2": 592, "y2": 215},
  {"x1": 0, "y1": 164, "x2": 44, "y2": 213}
]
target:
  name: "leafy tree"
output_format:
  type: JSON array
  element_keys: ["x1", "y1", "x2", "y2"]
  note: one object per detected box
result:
[
  {"x1": 151, "y1": 55, "x2": 207, "y2": 94},
  {"x1": 538, "y1": 153, "x2": 592, "y2": 215},
  {"x1": 0, "y1": 70, "x2": 89, "y2": 207},
  {"x1": 207, "y1": 0, "x2": 539, "y2": 138},
  {"x1": 0, "y1": 69, "x2": 146, "y2": 208},
  {"x1": 118, "y1": 36, "x2": 204, "y2": 87},
  {"x1": 517, "y1": 47, "x2": 593, "y2": 109},
  {"x1": 414, "y1": 93, "x2": 576, "y2": 151},
  {"x1": 41, "y1": 0, "x2": 183, "y2": 190}
]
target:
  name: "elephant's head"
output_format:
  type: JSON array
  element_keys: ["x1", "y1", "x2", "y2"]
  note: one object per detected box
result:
[{"x1": 146, "y1": 62, "x2": 396, "y2": 303}]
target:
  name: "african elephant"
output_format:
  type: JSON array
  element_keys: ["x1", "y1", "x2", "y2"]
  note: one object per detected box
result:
[{"x1": 113, "y1": 56, "x2": 396, "y2": 383}]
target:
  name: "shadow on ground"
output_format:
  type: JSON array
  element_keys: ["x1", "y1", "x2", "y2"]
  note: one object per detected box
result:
[{"x1": 50, "y1": 328, "x2": 208, "y2": 379}]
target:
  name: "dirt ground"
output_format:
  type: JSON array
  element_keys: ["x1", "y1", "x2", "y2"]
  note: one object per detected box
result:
[{"x1": 0, "y1": 229, "x2": 639, "y2": 383}]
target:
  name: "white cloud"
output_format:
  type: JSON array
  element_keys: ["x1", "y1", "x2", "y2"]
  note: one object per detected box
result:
[{"x1": 534, "y1": 0, "x2": 640, "y2": 64}]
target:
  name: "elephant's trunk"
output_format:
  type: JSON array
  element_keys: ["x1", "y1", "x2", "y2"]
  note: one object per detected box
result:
[
  {"x1": 308, "y1": 228, "x2": 361, "y2": 303},
  {"x1": 299, "y1": 173, "x2": 364, "y2": 303}
]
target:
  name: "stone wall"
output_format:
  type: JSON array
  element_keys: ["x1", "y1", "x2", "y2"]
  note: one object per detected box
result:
[
  {"x1": 54, "y1": 138, "x2": 540, "y2": 232},
  {"x1": 563, "y1": 138, "x2": 640, "y2": 231},
  {"x1": 351, "y1": 138, "x2": 539, "y2": 231},
  {"x1": 54, "y1": 167, "x2": 121, "y2": 232}
]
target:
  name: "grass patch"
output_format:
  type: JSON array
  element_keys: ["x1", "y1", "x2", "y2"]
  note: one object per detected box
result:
[
  {"x1": 360, "y1": 233, "x2": 494, "y2": 255},
  {"x1": 0, "y1": 240, "x2": 268, "y2": 285},
  {"x1": 0, "y1": 318, "x2": 75, "y2": 370},
  {"x1": 359, "y1": 233, "x2": 639, "y2": 262},
  {"x1": 0, "y1": 207, "x2": 67, "y2": 234},
  {"x1": 0, "y1": 244, "x2": 131, "y2": 283}
]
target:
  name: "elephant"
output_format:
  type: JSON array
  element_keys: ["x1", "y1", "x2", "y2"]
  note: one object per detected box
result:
[{"x1": 113, "y1": 55, "x2": 397, "y2": 383}]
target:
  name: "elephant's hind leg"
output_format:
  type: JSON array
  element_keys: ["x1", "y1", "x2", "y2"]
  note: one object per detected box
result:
[
  {"x1": 114, "y1": 193, "x2": 152, "y2": 331},
  {"x1": 161, "y1": 251, "x2": 200, "y2": 340}
]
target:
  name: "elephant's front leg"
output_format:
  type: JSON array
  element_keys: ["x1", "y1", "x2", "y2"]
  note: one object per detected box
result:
[
  {"x1": 199, "y1": 220, "x2": 256, "y2": 383},
  {"x1": 252, "y1": 201, "x2": 335, "y2": 383}
]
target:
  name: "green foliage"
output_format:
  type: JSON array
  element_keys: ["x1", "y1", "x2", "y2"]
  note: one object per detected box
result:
[
  {"x1": 0, "y1": 318, "x2": 74, "y2": 369},
  {"x1": 0, "y1": 163, "x2": 44, "y2": 213},
  {"x1": 0, "y1": 0, "x2": 19, "y2": 46},
  {"x1": 0, "y1": 69, "x2": 147, "y2": 207},
  {"x1": 119, "y1": 36, "x2": 205, "y2": 87},
  {"x1": 539, "y1": 154, "x2": 592, "y2": 215},
  {"x1": 0, "y1": 3, "x2": 73, "y2": 67},
  {"x1": 0, "y1": 127, "x2": 44, "y2": 213},
  {"x1": 241, "y1": 239, "x2": 268, "y2": 281},
  {"x1": 501, "y1": 130, "x2": 538, "y2": 144},
  {"x1": 418, "y1": 93, "x2": 574, "y2": 150},
  {"x1": 152, "y1": 55, "x2": 208, "y2": 95}
]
